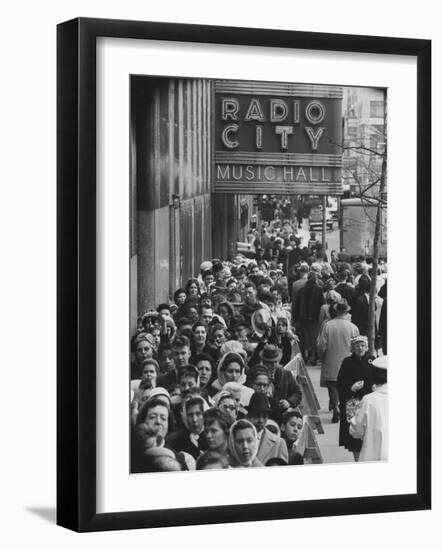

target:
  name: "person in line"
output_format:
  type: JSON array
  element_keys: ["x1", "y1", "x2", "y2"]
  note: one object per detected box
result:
[
  {"x1": 280, "y1": 410, "x2": 304, "y2": 465},
  {"x1": 228, "y1": 419, "x2": 264, "y2": 468},
  {"x1": 166, "y1": 395, "x2": 209, "y2": 460},
  {"x1": 246, "y1": 392, "x2": 289, "y2": 465},
  {"x1": 349, "y1": 356, "x2": 388, "y2": 461}
]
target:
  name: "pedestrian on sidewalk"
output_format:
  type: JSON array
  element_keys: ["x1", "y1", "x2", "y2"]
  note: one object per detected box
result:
[
  {"x1": 317, "y1": 299, "x2": 360, "y2": 423},
  {"x1": 336, "y1": 335, "x2": 375, "y2": 461}
]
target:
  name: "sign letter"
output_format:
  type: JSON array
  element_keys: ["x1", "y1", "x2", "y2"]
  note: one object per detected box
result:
[
  {"x1": 221, "y1": 98, "x2": 239, "y2": 121},
  {"x1": 305, "y1": 127, "x2": 324, "y2": 150},
  {"x1": 245, "y1": 99, "x2": 265, "y2": 122},
  {"x1": 275, "y1": 126, "x2": 294, "y2": 150},
  {"x1": 221, "y1": 124, "x2": 240, "y2": 149},
  {"x1": 270, "y1": 99, "x2": 288, "y2": 123}
]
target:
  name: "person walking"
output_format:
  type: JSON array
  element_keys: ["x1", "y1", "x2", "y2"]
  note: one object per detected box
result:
[
  {"x1": 317, "y1": 299, "x2": 360, "y2": 423},
  {"x1": 336, "y1": 335, "x2": 374, "y2": 460}
]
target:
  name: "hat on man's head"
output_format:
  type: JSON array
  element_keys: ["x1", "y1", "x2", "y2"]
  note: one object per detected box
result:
[
  {"x1": 259, "y1": 343, "x2": 282, "y2": 364},
  {"x1": 247, "y1": 392, "x2": 273, "y2": 414},
  {"x1": 333, "y1": 299, "x2": 351, "y2": 315}
]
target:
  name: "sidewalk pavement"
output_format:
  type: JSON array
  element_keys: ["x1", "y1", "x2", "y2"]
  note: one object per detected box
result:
[{"x1": 305, "y1": 364, "x2": 353, "y2": 464}]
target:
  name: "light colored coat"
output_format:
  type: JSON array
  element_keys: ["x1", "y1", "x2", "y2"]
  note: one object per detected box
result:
[
  {"x1": 256, "y1": 426, "x2": 289, "y2": 465},
  {"x1": 317, "y1": 316, "x2": 359, "y2": 386},
  {"x1": 349, "y1": 384, "x2": 388, "y2": 461}
]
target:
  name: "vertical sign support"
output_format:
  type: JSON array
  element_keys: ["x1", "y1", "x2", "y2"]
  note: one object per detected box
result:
[{"x1": 322, "y1": 195, "x2": 327, "y2": 248}]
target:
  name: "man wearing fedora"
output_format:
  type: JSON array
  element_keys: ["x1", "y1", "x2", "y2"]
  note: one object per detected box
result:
[
  {"x1": 318, "y1": 299, "x2": 360, "y2": 423},
  {"x1": 250, "y1": 343, "x2": 303, "y2": 419},
  {"x1": 246, "y1": 392, "x2": 289, "y2": 465}
]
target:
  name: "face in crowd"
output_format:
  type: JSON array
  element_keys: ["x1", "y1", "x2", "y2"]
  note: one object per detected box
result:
[
  {"x1": 173, "y1": 344, "x2": 191, "y2": 368},
  {"x1": 186, "y1": 404, "x2": 204, "y2": 434},
  {"x1": 200, "y1": 307, "x2": 213, "y2": 326},
  {"x1": 233, "y1": 427, "x2": 256, "y2": 464},
  {"x1": 224, "y1": 361, "x2": 242, "y2": 383},
  {"x1": 248, "y1": 410, "x2": 270, "y2": 433},
  {"x1": 178, "y1": 373, "x2": 198, "y2": 394},
  {"x1": 193, "y1": 325, "x2": 207, "y2": 346},
  {"x1": 141, "y1": 362, "x2": 157, "y2": 387},
  {"x1": 218, "y1": 396, "x2": 237, "y2": 423},
  {"x1": 205, "y1": 419, "x2": 228, "y2": 452},
  {"x1": 212, "y1": 328, "x2": 226, "y2": 348},
  {"x1": 143, "y1": 404, "x2": 169, "y2": 438},
  {"x1": 352, "y1": 340, "x2": 368, "y2": 358},
  {"x1": 252, "y1": 374, "x2": 270, "y2": 395},
  {"x1": 196, "y1": 359, "x2": 212, "y2": 386},
  {"x1": 282, "y1": 414, "x2": 303, "y2": 444},
  {"x1": 158, "y1": 349, "x2": 175, "y2": 373},
  {"x1": 135, "y1": 340, "x2": 153, "y2": 364},
  {"x1": 245, "y1": 285, "x2": 257, "y2": 304}
]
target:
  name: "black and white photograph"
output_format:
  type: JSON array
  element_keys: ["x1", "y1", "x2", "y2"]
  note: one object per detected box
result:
[{"x1": 129, "y1": 77, "x2": 388, "y2": 474}]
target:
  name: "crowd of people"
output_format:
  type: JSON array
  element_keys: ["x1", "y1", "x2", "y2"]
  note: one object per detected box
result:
[{"x1": 130, "y1": 209, "x2": 388, "y2": 473}]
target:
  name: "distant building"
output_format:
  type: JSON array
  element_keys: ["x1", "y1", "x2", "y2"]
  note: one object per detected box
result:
[{"x1": 342, "y1": 87, "x2": 387, "y2": 198}]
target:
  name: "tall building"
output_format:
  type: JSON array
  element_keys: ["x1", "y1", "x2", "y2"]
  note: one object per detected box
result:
[{"x1": 343, "y1": 87, "x2": 387, "y2": 198}]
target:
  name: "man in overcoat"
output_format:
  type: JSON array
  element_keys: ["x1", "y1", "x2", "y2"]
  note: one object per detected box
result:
[{"x1": 317, "y1": 300, "x2": 360, "y2": 422}]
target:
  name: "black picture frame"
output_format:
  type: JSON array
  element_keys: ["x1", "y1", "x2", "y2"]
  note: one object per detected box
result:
[{"x1": 57, "y1": 17, "x2": 431, "y2": 532}]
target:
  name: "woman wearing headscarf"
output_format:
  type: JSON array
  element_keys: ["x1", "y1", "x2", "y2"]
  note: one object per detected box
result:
[
  {"x1": 212, "y1": 352, "x2": 254, "y2": 406},
  {"x1": 166, "y1": 395, "x2": 209, "y2": 460},
  {"x1": 228, "y1": 419, "x2": 264, "y2": 468},
  {"x1": 130, "y1": 332, "x2": 155, "y2": 379},
  {"x1": 336, "y1": 335, "x2": 375, "y2": 461}
]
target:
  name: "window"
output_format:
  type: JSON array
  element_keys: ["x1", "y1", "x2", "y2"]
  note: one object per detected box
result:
[{"x1": 370, "y1": 101, "x2": 384, "y2": 118}]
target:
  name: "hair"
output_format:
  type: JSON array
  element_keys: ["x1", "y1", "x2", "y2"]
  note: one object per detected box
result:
[
  {"x1": 231, "y1": 419, "x2": 255, "y2": 437},
  {"x1": 174, "y1": 288, "x2": 187, "y2": 303},
  {"x1": 202, "y1": 269, "x2": 214, "y2": 279},
  {"x1": 171, "y1": 335, "x2": 190, "y2": 350},
  {"x1": 157, "y1": 303, "x2": 170, "y2": 312},
  {"x1": 185, "y1": 396, "x2": 206, "y2": 413},
  {"x1": 281, "y1": 409, "x2": 303, "y2": 425},
  {"x1": 199, "y1": 303, "x2": 213, "y2": 314},
  {"x1": 372, "y1": 367, "x2": 387, "y2": 386},
  {"x1": 203, "y1": 408, "x2": 231, "y2": 434},
  {"x1": 141, "y1": 454, "x2": 182, "y2": 472},
  {"x1": 259, "y1": 290, "x2": 276, "y2": 304},
  {"x1": 357, "y1": 275, "x2": 371, "y2": 293},
  {"x1": 220, "y1": 352, "x2": 245, "y2": 372},
  {"x1": 265, "y1": 457, "x2": 288, "y2": 467},
  {"x1": 136, "y1": 397, "x2": 170, "y2": 426},
  {"x1": 196, "y1": 451, "x2": 230, "y2": 470},
  {"x1": 194, "y1": 352, "x2": 215, "y2": 369},
  {"x1": 192, "y1": 321, "x2": 207, "y2": 333},
  {"x1": 244, "y1": 281, "x2": 257, "y2": 291},
  {"x1": 209, "y1": 322, "x2": 226, "y2": 339},
  {"x1": 185, "y1": 278, "x2": 200, "y2": 294},
  {"x1": 176, "y1": 316, "x2": 192, "y2": 328},
  {"x1": 177, "y1": 365, "x2": 199, "y2": 382},
  {"x1": 140, "y1": 358, "x2": 160, "y2": 376}
]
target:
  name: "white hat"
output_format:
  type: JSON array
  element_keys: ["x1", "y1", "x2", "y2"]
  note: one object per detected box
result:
[
  {"x1": 200, "y1": 260, "x2": 213, "y2": 272},
  {"x1": 372, "y1": 355, "x2": 387, "y2": 369}
]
